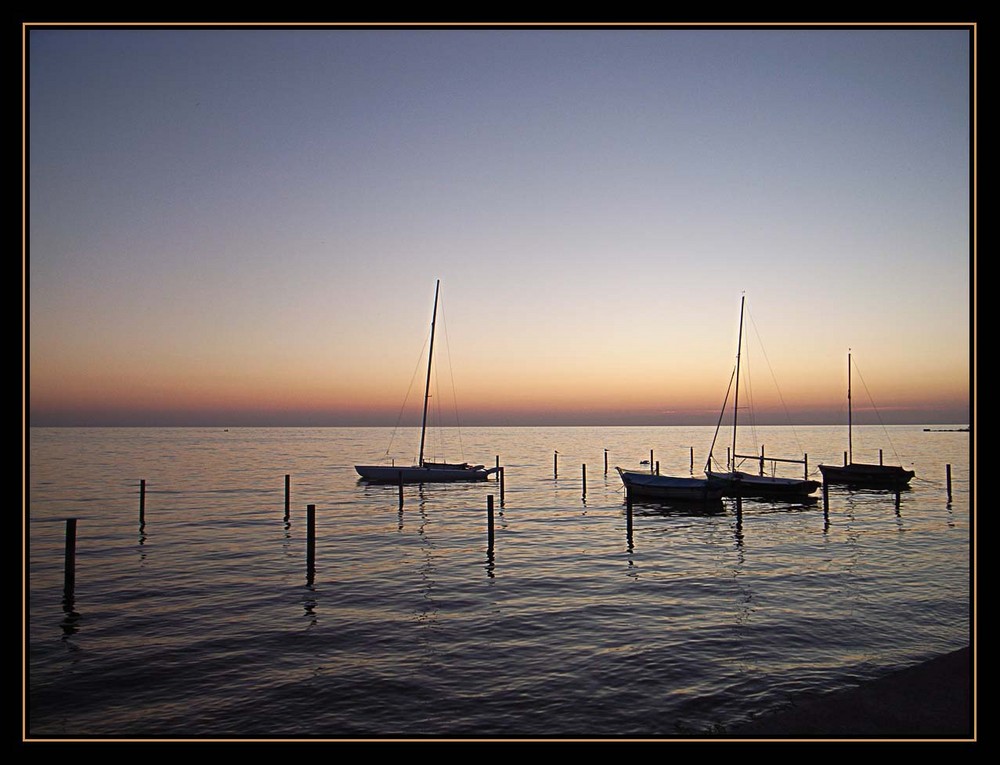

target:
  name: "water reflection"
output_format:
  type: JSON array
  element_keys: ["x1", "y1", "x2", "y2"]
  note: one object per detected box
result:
[
  {"x1": 60, "y1": 594, "x2": 80, "y2": 638},
  {"x1": 302, "y1": 587, "x2": 317, "y2": 627},
  {"x1": 628, "y1": 499, "x2": 727, "y2": 517},
  {"x1": 731, "y1": 520, "x2": 752, "y2": 625},
  {"x1": 415, "y1": 496, "x2": 442, "y2": 629}
]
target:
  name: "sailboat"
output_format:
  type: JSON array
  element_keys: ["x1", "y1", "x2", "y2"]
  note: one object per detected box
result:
[
  {"x1": 355, "y1": 280, "x2": 498, "y2": 483},
  {"x1": 616, "y1": 467, "x2": 725, "y2": 503},
  {"x1": 704, "y1": 296, "x2": 821, "y2": 499},
  {"x1": 818, "y1": 351, "x2": 915, "y2": 489}
]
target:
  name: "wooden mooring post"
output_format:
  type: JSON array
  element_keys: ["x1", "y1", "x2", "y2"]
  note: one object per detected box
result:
[
  {"x1": 284, "y1": 474, "x2": 290, "y2": 521},
  {"x1": 625, "y1": 491, "x2": 633, "y2": 539},
  {"x1": 63, "y1": 518, "x2": 77, "y2": 597},
  {"x1": 139, "y1": 479, "x2": 146, "y2": 526},
  {"x1": 582, "y1": 464, "x2": 587, "y2": 499},
  {"x1": 398, "y1": 471, "x2": 404, "y2": 509},
  {"x1": 604, "y1": 449, "x2": 609, "y2": 475},
  {"x1": 946, "y1": 464, "x2": 953, "y2": 502},
  {"x1": 306, "y1": 504, "x2": 316, "y2": 580},
  {"x1": 499, "y1": 467, "x2": 505, "y2": 505},
  {"x1": 487, "y1": 495, "x2": 495, "y2": 550},
  {"x1": 554, "y1": 451, "x2": 558, "y2": 479}
]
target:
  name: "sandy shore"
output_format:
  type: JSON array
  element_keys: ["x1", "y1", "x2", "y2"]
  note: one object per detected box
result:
[{"x1": 725, "y1": 645, "x2": 974, "y2": 740}]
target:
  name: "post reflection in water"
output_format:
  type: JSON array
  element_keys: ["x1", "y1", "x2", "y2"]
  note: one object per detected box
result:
[
  {"x1": 731, "y1": 514, "x2": 753, "y2": 642},
  {"x1": 625, "y1": 495, "x2": 633, "y2": 551},
  {"x1": 414, "y1": 493, "x2": 442, "y2": 629},
  {"x1": 60, "y1": 594, "x2": 80, "y2": 638},
  {"x1": 302, "y1": 587, "x2": 317, "y2": 627}
]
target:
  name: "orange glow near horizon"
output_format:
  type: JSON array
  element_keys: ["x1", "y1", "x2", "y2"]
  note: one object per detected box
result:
[{"x1": 29, "y1": 348, "x2": 971, "y2": 426}]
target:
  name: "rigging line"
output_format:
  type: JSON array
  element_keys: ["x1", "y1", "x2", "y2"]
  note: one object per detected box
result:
[
  {"x1": 706, "y1": 364, "x2": 737, "y2": 472},
  {"x1": 852, "y1": 357, "x2": 905, "y2": 463},
  {"x1": 385, "y1": 331, "x2": 431, "y2": 460},
  {"x1": 740, "y1": 337, "x2": 758, "y2": 467},
  {"x1": 437, "y1": 291, "x2": 466, "y2": 461},
  {"x1": 431, "y1": 298, "x2": 446, "y2": 461},
  {"x1": 746, "y1": 307, "x2": 807, "y2": 454}
]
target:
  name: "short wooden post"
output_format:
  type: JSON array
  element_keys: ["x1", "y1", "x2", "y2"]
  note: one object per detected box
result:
[
  {"x1": 655, "y1": 460, "x2": 659, "y2": 476},
  {"x1": 650, "y1": 449, "x2": 654, "y2": 472},
  {"x1": 946, "y1": 464, "x2": 952, "y2": 501},
  {"x1": 879, "y1": 449, "x2": 884, "y2": 466},
  {"x1": 63, "y1": 518, "x2": 77, "y2": 596},
  {"x1": 604, "y1": 449, "x2": 608, "y2": 475},
  {"x1": 499, "y1": 467, "x2": 505, "y2": 504},
  {"x1": 690, "y1": 447, "x2": 694, "y2": 473},
  {"x1": 496, "y1": 455, "x2": 500, "y2": 474},
  {"x1": 306, "y1": 504, "x2": 316, "y2": 579},
  {"x1": 625, "y1": 492, "x2": 633, "y2": 538},
  {"x1": 284, "y1": 474, "x2": 290, "y2": 521},
  {"x1": 582, "y1": 463, "x2": 587, "y2": 499},
  {"x1": 554, "y1": 451, "x2": 558, "y2": 479},
  {"x1": 822, "y1": 480, "x2": 829, "y2": 513},
  {"x1": 487, "y1": 495, "x2": 495, "y2": 549},
  {"x1": 398, "y1": 471, "x2": 404, "y2": 509},
  {"x1": 139, "y1": 479, "x2": 146, "y2": 526},
  {"x1": 843, "y1": 451, "x2": 848, "y2": 466}
]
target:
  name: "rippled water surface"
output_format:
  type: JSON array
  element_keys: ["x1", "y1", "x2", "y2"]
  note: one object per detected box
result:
[{"x1": 26, "y1": 425, "x2": 972, "y2": 739}]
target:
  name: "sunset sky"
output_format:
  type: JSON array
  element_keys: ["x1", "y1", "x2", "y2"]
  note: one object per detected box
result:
[{"x1": 26, "y1": 24, "x2": 974, "y2": 427}]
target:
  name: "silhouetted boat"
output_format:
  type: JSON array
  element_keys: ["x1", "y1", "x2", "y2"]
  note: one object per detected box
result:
[
  {"x1": 355, "y1": 280, "x2": 498, "y2": 484},
  {"x1": 819, "y1": 351, "x2": 915, "y2": 489},
  {"x1": 616, "y1": 467, "x2": 724, "y2": 502},
  {"x1": 704, "y1": 296, "x2": 820, "y2": 499}
]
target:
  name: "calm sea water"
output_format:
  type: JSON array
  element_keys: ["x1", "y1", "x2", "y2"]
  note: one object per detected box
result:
[{"x1": 26, "y1": 425, "x2": 972, "y2": 739}]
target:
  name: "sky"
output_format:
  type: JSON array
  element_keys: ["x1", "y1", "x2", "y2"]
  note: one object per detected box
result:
[{"x1": 25, "y1": 24, "x2": 974, "y2": 427}]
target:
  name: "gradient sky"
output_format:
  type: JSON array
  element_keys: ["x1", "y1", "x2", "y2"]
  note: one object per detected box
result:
[{"x1": 26, "y1": 24, "x2": 974, "y2": 427}]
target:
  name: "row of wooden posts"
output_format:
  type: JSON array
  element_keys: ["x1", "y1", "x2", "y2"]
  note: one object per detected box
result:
[
  {"x1": 60, "y1": 460, "x2": 956, "y2": 597},
  {"x1": 555, "y1": 448, "x2": 689, "y2": 480}
]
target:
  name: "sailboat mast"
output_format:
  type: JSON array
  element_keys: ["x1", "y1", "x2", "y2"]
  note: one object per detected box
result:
[
  {"x1": 847, "y1": 349, "x2": 852, "y2": 465},
  {"x1": 418, "y1": 279, "x2": 440, "y2": 468},
  {"x1": 731, "y1": 295, "x2": 745, "y2": 470}
]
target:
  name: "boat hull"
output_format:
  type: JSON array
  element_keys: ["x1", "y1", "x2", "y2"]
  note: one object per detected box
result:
[
  {"x1": 706, "y1": 470, "x2": 820, "y2": 499},
  {"x1": 618, "y1": 468, "x2": 725, "y2": 502},
  {"x1": 819, "y1": 462, "x2": 914, "y2": 489},
  {"x1": 355, "y1": 464, "x2": 496, "y2": 483}
]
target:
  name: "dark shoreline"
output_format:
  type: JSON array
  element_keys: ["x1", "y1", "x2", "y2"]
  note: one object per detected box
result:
[{"x1": 724, "y1": 646, "x2": 974, "y2": 740}]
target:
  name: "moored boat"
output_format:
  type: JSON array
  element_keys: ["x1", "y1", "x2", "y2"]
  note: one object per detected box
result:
[
  {"x1": 703, "y1": 295, "x2": 820, "y2": 500},
  {"x1": 818, "y1": 351, "x2": 915, "y2": 490},
  {"x1": 355, "y1": 280, "x2": 498, "y2": 484},
  {"x1": 705, "y1": 469, "x2": 821, "y2": 498},
  {"x1": 617, "y1": 467, "x2": 724, "y2": 502},
  {"x1": 356, "y1": 462, "x2": 497, "y2": 483}
]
